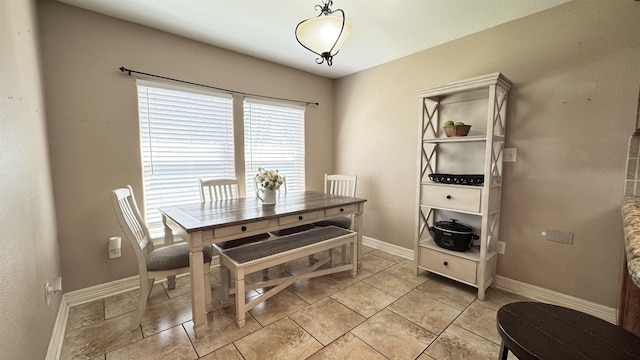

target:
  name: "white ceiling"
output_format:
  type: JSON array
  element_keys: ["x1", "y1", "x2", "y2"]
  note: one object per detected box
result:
[{"x1": 58, "y1": 0, "x2": 568, "y2": 79}]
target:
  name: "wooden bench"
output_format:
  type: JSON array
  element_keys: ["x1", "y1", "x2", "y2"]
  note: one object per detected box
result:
[{"x1": 217, "y1": 225, "x2": 358, "y2": 327}]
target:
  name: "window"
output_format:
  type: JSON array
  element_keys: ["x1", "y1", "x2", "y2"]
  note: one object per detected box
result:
[
  {"x1": 136, "y1": 81, "x2": 306, "y2": 237},
  {"x1": 243, "y1": 99, "x2": 305, "y2": 193},
  {"x1": 137, "y1": 80, "x2": 235, "y2": 234}
]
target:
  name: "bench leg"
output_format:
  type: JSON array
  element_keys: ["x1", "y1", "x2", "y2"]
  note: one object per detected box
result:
[
  {"x1": 235, "y1": 268, "x2": 246, "y2": 328},
  {"x1": 498, "y1": 340, "x2": 509, "y2": 360}
]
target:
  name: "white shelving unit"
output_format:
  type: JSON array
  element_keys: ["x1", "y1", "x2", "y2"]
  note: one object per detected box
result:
[{"x1": 414, "y1": 73, "x2": 511, "y2": 300}]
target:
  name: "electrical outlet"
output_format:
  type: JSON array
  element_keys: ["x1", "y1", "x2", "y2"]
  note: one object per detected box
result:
[
  {"x1": 541, "y1": 230, "x2": 574, "y2": 244},
  {"x1": 496, "y1": 241, "x2": 506, "y2": 254},
  {"x1": 109, "y1": 248, "x2": 121, "y2": 259},
  {"x1": 504, "y1": 148, "x2": 517, "y2": 163}
]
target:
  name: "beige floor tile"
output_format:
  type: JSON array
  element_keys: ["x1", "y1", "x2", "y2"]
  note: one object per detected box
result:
[
  {"x1": 104, "y1": 285, "x2": 168, "y2": 319},
  {"x1": 184, "y1": 307, "x2": 262, "y2": 356},
  {"x1": 288, "y1": 276, "x2": 344, "y2": 303},
  {"x1": 105, "y1": 325, "x2": 197, "y2": 360},
  {"x1": 479, "y1": 287, "x2": 532, "y2": 311},
  {"x1": 369, "y1": 249, "x2": 406, "y2": 263},
  {"x1": 198, "y1": 343, "x2": 244, "y2": 360},
  {"x1": 453, "y1": 302, "x2": 502, "y2": 344},
  {"x1": 417, "y1": 353, "x2": 437, "y2": 360},
  {"x1": 352, "y1": 309, "x2": 436, "y2": 360},
  {"x1": 331, "y1": 281, "x2": 397, "y2": 317},
  {"x1": 328, "y1": 267, "x2": 373, "y2": 287},
  {"x1": 362, "y1": 269, "x2": 428, "y2": 297},
  {"x1": 60, "y1": 313, "x2": 142, "y2": 359},
  {"x1": 249, "y1": 289, "x2": 308, "y2": 326},
  {"x1": 307, "y1": 332, "x2": 386, "y2": 360},
  {"x1": 425, "y1": 324, "x2": 501, "y2": 360},
  {"x1": 359, "y1": 253, "x2": 396, "y2": 274},
  {"x1": 387, "y1": 259, "x2": 430, "y2": 278},
  {"x1": 163, "y1": 274, "x2": 197, "y2": 299},
  {"x1": 140, "y1": 294, "x2": 193, "y2": 336},
  {"x1": 361, "y1": 245, "x2": 377, "y2": 255},
  {"x1": 67, "y1": 299, "x2": 104, "y2": 330},
  {"x1": 289, "y1": 297, "x2": 365, "y2": 345},
  {"x1": 414, "y1": 275, "x2": 477, "y2": 310},
  {"x1": 234, "y1": 317, "x2": 323, "y2": 360},
  {"x1": 62, "y1": 246, "x2": 531, "y2": 360},
  {"x1": 388, "y1": 291, "x2": 460, "y2": 335}
]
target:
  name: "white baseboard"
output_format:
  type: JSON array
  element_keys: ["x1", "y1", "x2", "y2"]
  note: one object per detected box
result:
[
  {"x1": 47, "y1": 243, "x2": 618, "y2": 359},
  {"x1": 493, "y1": 275, "x2": 618, "y2": 324},
  {"x1": 362, "y1": 236, "x2": 413, "y2": 260},
  {"x1": 45, "y1": 294, "x2": 69, "y2": 360}
]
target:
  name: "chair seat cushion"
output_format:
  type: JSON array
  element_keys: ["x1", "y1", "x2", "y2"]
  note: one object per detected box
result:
[
  {"x1": 314, "y1": 216, "x2": 351, "y2": 230},
  {"x1": 147, "y1": 242, "x2": 213, "y2": 271},
  {"x1": 217, "y1": 233, "x2": 270, "y2": 250}
]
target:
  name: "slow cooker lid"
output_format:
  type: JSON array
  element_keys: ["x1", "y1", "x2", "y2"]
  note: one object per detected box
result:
[{"x1": 433, "y1": 219, "x2": 473, "y2": 233}]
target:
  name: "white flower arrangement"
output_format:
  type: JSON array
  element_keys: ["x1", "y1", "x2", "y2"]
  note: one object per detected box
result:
[{"x1": 256, "y1": 167, "x2": 284, "y2": 190}]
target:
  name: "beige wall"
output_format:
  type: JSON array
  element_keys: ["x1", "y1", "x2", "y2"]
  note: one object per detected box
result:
[
  {"x1": 0, "y1": 0, "x2": 61, "y2": 358},
  {"x1": 37, "y1": 0, "x2": 335, "y2": 291},
  {"x1": 335, "y1": 1, "x2": 640, "y2": 308}
]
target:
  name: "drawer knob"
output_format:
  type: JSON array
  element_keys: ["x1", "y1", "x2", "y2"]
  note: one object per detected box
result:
[
  {"x1": 446, "y1": 195, "x2": 452, "y2": 199},
  {"x1": 340, "y1": 208, "x2": 345, "y2": 212},
  {"x1": 443, "y1": 261, "x2": 448, "y2": 266},
  {"x1": 298, "y1": 215, "x2": 304, "y2": 220},
  {"x1": 241, "y1": 226, "x2": 247, "y2": 231}
]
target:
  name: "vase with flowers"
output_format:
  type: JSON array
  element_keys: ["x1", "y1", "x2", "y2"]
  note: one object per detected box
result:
[{"x1": 255, "y1": 167, "x2": 284, "y2": 205}]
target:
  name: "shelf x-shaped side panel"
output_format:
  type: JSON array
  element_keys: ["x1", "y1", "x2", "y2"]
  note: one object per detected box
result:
[
  {"x1": 422, "y1": 99, "x2": 439, "y2": 140},
  {"x1": 490, "y1": 142, "x2": 503, "y2": 184},
  {"x1": 492, "y1": 89, "x2": 507, "y2": 137},
  {"x1": 421, "y1": 144, "x2": 437, "y2": 180},
  {"x1": 418, "y1": 207, "x2": 433, "y2": 239}
]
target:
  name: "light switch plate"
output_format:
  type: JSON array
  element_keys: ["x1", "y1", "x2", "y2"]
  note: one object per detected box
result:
[{"x1": 504, "y1": 148, "x2": 517, "y2": 163}]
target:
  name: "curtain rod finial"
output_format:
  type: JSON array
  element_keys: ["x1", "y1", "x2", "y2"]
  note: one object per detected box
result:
[{"x1": 119, "y1": 66, "x2": 131, "y2": 75}]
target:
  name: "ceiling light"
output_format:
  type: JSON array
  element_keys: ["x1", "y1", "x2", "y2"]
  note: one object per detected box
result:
[{"x1": 295, "y1": 0, "x2": 353, "y2": 66}]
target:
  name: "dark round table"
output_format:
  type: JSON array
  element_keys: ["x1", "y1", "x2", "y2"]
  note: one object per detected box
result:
[{"x1": 496, "y1": 301, "x2": 640, "y2": 360}]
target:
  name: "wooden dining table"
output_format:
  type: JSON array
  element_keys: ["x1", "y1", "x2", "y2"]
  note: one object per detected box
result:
[{"x1": 159, "y1": 190, "x2": 366, "y2": 338}]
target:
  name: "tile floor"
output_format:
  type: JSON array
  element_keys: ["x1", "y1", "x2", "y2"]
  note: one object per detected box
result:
[{"x1": 60, "y1": 246, "x2": 525, "y2": 359}]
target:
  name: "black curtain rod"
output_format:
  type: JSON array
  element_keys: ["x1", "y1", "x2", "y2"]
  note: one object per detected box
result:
[{"x1": 118, "y1": 66, "x2": 319, "y2": 106}]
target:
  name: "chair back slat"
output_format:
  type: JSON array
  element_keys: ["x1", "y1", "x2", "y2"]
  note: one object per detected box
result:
[
  {"x1": 199, "y1": 178, "x2": 240, "y2": 201},
  {"x1": 324, "y1": 174, "x2": 357, "y2": 197},
  {"x1": 111, "y1": 186, "x2": 153, "y2": 264}
]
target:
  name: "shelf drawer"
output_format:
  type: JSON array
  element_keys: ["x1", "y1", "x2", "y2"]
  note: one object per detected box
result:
[
  {"x1": 214, "y1": 220, "x2": 269, "y2": 238},
  {"x1": 279, "y1": 211, "x2": 320, "y2": 226},
  {"x1": 325, "y1": 204, "x2": 356, "y2": 217},
  {"x1": 421, "y1": 184, "x2": 481, "y2": 212},
  {"x1": 419, "y1": 247, "x2": 477, "y2": 284}
]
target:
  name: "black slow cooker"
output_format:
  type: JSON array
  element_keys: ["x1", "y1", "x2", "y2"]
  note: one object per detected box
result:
[{"x1": 430, "y1": 219, "x2": 479, "y2": 252}]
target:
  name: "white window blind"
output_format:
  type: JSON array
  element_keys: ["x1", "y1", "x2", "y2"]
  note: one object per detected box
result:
[
  {"x1": 137, "y1": 80, "x2": 235, "y2": 234},
  {"x1": 244, "y1": 99, "x2": 305, "y2": 193}
]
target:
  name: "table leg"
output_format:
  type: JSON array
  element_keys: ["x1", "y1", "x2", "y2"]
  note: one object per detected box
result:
[
  {"x1": 498, "y1": 340, "x2": 509, "y2": 360},
  {"x1": 162, "y1": 214, "x2": 176, "y2": 290},
  {"x1": 189, "y1": 232, "x2": 206, "y2": 338},
  {"x1": 354, "y1": 206, "x2": 364, "y2": 267}
]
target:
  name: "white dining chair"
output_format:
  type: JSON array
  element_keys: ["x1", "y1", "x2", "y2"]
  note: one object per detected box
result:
[
  {"x1": 314, "y1": 174, "x2": 358, "y2": 229},
  {"x1": 111, "y1": 185, "x2": 213, "y2": 330}
]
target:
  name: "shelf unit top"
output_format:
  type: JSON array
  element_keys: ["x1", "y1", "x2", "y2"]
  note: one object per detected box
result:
[
  {"x1": 416, "y1": 72, "x2": 512, "y2": 99},
  {"x1": 422, "y1": 135, "x2": 505, "y2": 143}
]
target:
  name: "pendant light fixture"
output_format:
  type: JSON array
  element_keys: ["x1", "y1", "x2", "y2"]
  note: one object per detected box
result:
[{"x1": 295, "y1": 0, "x2": 353, "y2": 66}]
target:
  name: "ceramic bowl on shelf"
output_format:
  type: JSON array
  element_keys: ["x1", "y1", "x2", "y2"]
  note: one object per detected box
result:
[{"x1": 443, "y1": 124, "x2": 471, "y2": 137}]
